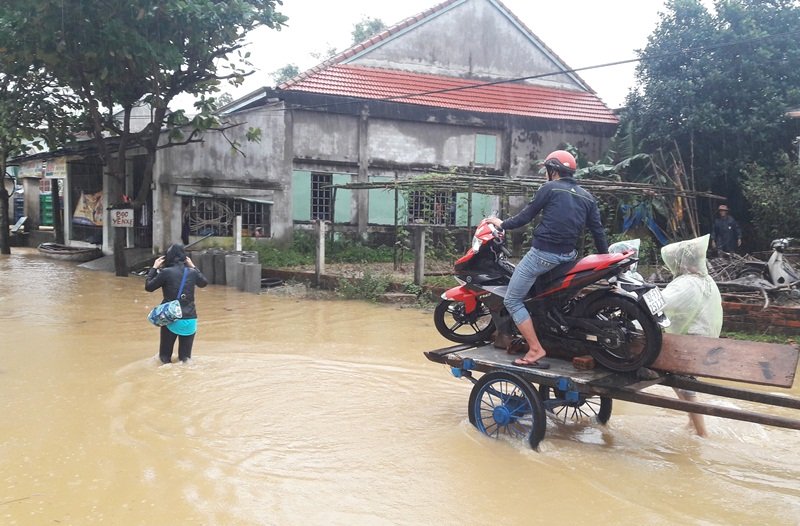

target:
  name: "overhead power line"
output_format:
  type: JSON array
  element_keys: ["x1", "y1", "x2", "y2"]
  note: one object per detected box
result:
[{"x1": 254, "y1": 27, "x2": 800, "y2": 114}]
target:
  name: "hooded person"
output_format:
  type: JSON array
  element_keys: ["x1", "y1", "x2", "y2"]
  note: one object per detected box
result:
[
  {"x1": 659, "y1": 234, "x2": 723, "y2": 436},
  {"x1": 661, "y1": 234, "x2": 723, "y2": 337},
  {"x1": 145, "y1": 243, "x2": 209, "y2": 363}
]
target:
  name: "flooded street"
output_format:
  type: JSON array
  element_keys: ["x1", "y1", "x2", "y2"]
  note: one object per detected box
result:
[{"x1": 2, "y1": 248, "x2": 799, "y2": 525}]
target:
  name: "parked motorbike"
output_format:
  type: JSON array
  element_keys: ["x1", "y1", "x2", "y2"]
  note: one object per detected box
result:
[
  {"x1": 434, "y1": 218, "x2": 671, "y2": 372},
  {"x1": 734, "y1": 238, "x2": 800, "y2": 289}
]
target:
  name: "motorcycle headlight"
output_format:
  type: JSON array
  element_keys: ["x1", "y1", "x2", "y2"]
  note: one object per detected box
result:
[{"x1": 471, "y1": 236, "x2": 482, "y2": 252}]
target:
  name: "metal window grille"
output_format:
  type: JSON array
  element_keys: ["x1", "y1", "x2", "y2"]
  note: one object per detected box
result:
[
  {"x1": 311, "y1": 172, "x2": 332, "y2": 221},
  {"x1": 407, "y1": 191, "x2": 456, "y2": 225},
  {"x1": 184, "y1": 197, "x2": 271, "y2": 238}
]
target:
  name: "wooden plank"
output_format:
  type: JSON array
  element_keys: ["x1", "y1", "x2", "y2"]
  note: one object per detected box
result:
[
  {"x1": 610, "y1": 388, "x2": 800, "y2": 430},
  {"x1": 665, "y1": 375, "x2": 800, "y2": 409},
  {"x1": 651, "y1": 333, "x2": 799, "y2": 388}
]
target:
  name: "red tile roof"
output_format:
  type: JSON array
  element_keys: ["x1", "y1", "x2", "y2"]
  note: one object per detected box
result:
[{"x1": 282, "y1": 64, "x2": 619, "y2": 124}]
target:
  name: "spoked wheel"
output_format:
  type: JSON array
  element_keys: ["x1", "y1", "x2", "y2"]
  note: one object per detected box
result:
[
  {"x1": 538, "y1": 385, "x2": 612, "y2": 425},
  {"x1": 579, "y1": 296, "x2": 661, "y2": 372},
  {"x1": 468, "y1": 371, "x2": 546, "y2": 450},
  {"x1": 434, "y1": 299, "x2": 495, "y2": 344}
]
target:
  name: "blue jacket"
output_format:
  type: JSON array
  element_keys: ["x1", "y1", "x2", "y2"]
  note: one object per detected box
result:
[{"x1": 501, "y1": 177, "x2": 608, "y2": 254}]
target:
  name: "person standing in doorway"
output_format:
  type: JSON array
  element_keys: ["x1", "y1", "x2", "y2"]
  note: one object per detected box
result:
[
  {"x1": 485, "y1": 150, "x2": 608, "y2": 369},
  {"x1": 711, "y1": 204, "x2": 741, "y2": 253},
  {"x1": 145, "y1": 243, "x2": 208, "y2": 363}
]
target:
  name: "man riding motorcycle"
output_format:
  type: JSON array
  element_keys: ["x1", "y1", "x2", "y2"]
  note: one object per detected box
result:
[{"x1": 485, "y1": 150, "x2": 608, "y2": 368}]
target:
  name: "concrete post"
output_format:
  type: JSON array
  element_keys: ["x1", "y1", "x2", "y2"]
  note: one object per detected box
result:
[
  {"x1": 225, "y1": 253, "x2": 243, "y2": 287},
  {"x1": 315, "y1": 220, "x2": 326, "y2": 287},
  {"x1": 238, "y1": 252, "x2": 258, "y2": 291},
  {"x1": 241, "y1": 262, "x2": 261, "y2": 293},
  {"x1": 196, "y1": 250, "x2": 214, "y2": 284},
  {"x1": 234, "y1": 215, "x2": 242, "y2": 252},
  {"x1": 212, "y1": 250, "x2": 226, "y2": 285},
  {"x1": 413, "y1": 226, "x2": 426, "y2": 286}
]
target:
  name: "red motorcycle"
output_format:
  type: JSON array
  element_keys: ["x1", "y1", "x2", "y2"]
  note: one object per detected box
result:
[{"x1": 434, "y1": 219, "x2": 670, "y2": 372}]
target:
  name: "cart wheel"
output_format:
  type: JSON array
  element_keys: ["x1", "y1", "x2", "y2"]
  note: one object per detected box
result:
[
  {"x1": 538, "y1": 385, "x2": 612, "y2": 425},
  {"x1": 468, "y1": 371, "x2": 546, "y2": 450}
]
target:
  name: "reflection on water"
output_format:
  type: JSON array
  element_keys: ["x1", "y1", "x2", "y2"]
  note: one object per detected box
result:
[{"x1": 2, "y1": 248, "x2": 799, "y2": 525}]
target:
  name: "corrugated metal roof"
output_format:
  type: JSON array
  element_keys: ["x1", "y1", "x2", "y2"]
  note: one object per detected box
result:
[{"x1": 282, "y1": 64, "x2": 619, "y2": 124}]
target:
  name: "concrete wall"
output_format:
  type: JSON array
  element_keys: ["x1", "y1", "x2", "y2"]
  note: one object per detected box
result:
[
  {"x1": 292, "y1": 112, "x2": 359, "y2": 163},
  {"x1": 367, "y1": 119, "x2": 498, "y2": 167},
  {"x1": 350, "y1": 0, "x2": 581, "y2": 91},
  {"x1": 508, "y1": 120, "x2": 613, "y2": 178},
  {"x1": 154, "y1": 103, "x2": 291, "y2": 248},
  {"x1": 291, "y1": 109, "x2": 609, "y2": 179}
]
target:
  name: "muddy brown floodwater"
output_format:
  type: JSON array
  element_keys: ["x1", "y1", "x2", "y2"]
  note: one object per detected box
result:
[{"x1": 2, "y1": 248, "x2": 799, "y2": 525}]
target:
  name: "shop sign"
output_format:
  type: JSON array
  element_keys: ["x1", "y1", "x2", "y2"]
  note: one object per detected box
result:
[
  {"x1": 45, "y1": 157, "x2": 67, "y2": 178},
  {"x1": 18, "y1": 160, "x2": 45, "y2": 178},
  {"x1": 110, "y1": 208, "x2": 134, "y2": 228}
]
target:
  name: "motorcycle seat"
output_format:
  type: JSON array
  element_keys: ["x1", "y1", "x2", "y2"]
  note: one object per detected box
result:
[{"x1": 538, "y1": 252, "x2": 631, "y2": 283}]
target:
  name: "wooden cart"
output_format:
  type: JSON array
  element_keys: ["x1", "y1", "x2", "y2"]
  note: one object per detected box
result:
[{"x1": 424, "y1": 334, "x2": 800, "y2": 449}]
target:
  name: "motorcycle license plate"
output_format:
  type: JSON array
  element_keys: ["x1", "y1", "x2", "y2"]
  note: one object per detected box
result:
[{"x1": 643, "y1": 288, "x2": 666, "y2": 314}]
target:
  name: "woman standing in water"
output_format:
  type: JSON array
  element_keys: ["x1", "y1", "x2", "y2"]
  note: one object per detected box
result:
[{"x1": 145, "y1": 243, "x2": 208, "y2": 363}]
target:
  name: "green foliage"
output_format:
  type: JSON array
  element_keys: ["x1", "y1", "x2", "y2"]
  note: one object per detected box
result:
[
  {"x1": 425, "y1": 228, "x2": 458, "y2": 262},
  {"x1": 243, "y1": 239, "x2": 313, "y2": 267},
  {"x1": 621, "y1": 0, "x2": 800, "y2": 216},
  {"x1": 742, "y1": 155, "x2": 800, "y2": 241},
  {"x1": 245, "y1": 231, "x2": 398, "y2": 267},
  {"x1": 271, "y1": 64, "x2": 300, "y2": 85},
  {"x1": 351, "y1": 17, "x2": 387, "y2": 44},
  {"x1": 721, "y1": 331, "x2": 795, "y2": 345},
  {"x1": 336, "y1": 271, "x2": 391, "y2": 301},
  {"x1": 0, "y1": 0, "x2": 287, "y2": 202},
  {"x1": 402, "y1": 282, "x2": 424, "y2": 296}
]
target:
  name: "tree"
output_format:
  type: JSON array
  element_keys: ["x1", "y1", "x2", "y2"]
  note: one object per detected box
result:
[
  {"x1": 351, "y1": 16, "x2": 386, "y2": 44},
  {"x1": 271, "y1": 64, "x2": 300, "y2": 86},
  {"x1": 1, "y1": 0, "x2": 286, "y2": 274},
  {"x1": 742, "y1": 155, "x2": 800, "y2": 240},
  {"x1": 0, "y1": 63, "x2": 77, "y2": 254},
  {"x1": 620, "y1": 0, "x2": 800, "y2": 238},
  {"x1": 271, "y1": 17, "x2": 387, "y2": 88}
]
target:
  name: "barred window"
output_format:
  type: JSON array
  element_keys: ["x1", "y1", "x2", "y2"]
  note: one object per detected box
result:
[
  {"x1": 311, "y1": 172, "x2": 332, "y2": 221},
  {"x1": 407, "y1": 191, "x2": 456, "y2": 225},
  {"x1": 184, "y1": 197, "x2": 271, "y2": 238}
]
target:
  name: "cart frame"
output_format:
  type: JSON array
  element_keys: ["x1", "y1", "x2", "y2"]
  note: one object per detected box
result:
[{"x1": 425, "y1": 342, "x2": 800, "y2": 449}]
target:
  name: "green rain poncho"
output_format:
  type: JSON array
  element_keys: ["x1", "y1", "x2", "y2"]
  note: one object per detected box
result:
[{"x1": 660, "y1": 234, "x2": 723, "y2": 337}]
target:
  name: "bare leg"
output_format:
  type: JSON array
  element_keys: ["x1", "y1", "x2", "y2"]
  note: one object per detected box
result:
[
  {"x1": 515, "y1": 317, "x2": 547, "y2": 364},
  {"x1": 674, "y1": 388, "x2": 707, "y2": 437}
]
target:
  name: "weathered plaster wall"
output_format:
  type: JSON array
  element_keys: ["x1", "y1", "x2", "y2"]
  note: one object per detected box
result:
[
  {"x1": 350, "y1": 0, "x2": 579, "y2": 90},
  {"x1": 508, "y1": 120, "x2": 613, "y2": 179},
  {"x1": 367, "y1": 119, "x2": 499, "y2": 168},
  {"x1": 154, "y1": 103, "x2": 290, "y2": 248},
  {"x1": 292, "y1": 112, "x2": 359, "y2": 162}
]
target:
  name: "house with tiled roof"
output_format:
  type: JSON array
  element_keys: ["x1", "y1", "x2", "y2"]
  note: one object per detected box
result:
[{"x1": 154, "y1": 0, "x2": 619, "y2": 245}]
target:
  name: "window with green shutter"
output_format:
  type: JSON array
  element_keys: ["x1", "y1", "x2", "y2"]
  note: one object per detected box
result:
[{"x1": 474, "y1": 134, "x2": 497, "y2": 166}]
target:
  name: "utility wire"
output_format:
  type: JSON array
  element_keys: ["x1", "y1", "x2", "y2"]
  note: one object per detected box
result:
[{"x1": 252, "y1": 27, "x2": 800, "y2": 113}]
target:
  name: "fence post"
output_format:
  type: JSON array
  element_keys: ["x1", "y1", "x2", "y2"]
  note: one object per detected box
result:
[
  {"x1": 234, "y1": 215, "x2": 242, "y2": 252},
  {"x1": 315, "y1": 220, "x2": 327, "y2": 287},
  {"x1": 413, "y1": 225, "x2": 426, "y2": 286}
]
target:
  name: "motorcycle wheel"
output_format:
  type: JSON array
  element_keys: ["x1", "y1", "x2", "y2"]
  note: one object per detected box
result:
[
  {"x1": 433, "y1": 299, "x2": 495, "y2": 344},
  {"x1": 735, "y1": 262, "x2": 767, "y2": 280},
  {"x1": 579, "y1": 296, "x2": 661, "y2": 372}
]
